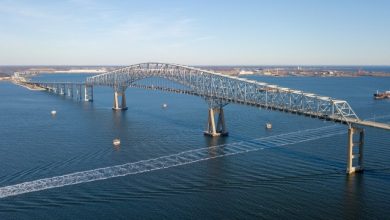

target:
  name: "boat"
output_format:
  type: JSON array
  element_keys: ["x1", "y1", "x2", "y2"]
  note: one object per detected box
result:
[
  {"x1": 51, "y1": 110, "x2": 57, "y2": 115},
  {"x1": 162, "y1": 103, "x2": 168, "y2": 108},
  {"x1": 265, "y1": 123, "x2": 272, "y2": 129},
  {"x1": 374, "y1": 90, "x2": 390, "y2": 99},
  {"x1": 113, "y1": 138, "x2": 120, "y2": 145}
]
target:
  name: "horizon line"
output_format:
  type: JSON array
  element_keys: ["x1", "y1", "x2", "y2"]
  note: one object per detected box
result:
[{"x1": 1, "y1": 64, "x2": 390, "y2": 67}]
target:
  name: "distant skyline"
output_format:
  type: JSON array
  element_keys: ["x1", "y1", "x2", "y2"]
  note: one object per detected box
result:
[{"x1": 0, "y1": 0, "x2": 389, "y2": 66}]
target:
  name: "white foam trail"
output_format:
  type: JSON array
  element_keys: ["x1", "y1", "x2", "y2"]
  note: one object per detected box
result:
[{"x1": 0, "y1": 125, "x2": 347, "y2": 199}]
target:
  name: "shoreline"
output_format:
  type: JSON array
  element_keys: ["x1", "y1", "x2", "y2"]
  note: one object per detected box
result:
[
  {"x1": 29, "y1": 71, "x2": 390, "y2": 77},
  {"x1": 238, "y1": 74, "x2": 390, "y2": 77},
  {"x1": 13, "y1": 81, "x2": 46, "y2": 91}
]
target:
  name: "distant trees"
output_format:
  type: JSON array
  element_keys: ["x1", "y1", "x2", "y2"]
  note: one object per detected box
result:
[{"x1": 0, "y1": 72, "x2": 10, "y2": 77}]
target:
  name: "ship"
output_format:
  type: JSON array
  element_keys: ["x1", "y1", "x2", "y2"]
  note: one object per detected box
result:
[{"x1": 374, "y1": 90, "x2": 390, "y2": 99}]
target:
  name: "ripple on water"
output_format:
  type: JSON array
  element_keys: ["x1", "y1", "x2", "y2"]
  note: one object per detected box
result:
[{"x1": 1, "y1": 77, "x2": 390, "y2": 219}]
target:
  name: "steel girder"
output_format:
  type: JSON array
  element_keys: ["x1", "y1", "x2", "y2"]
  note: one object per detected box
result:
[{"x1": 83, "y1": 62, "x2": 359, "y2": 123}]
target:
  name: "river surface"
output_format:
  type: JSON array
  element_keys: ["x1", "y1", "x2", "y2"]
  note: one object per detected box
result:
[{"x1": 1, "y1": 74, "x2": 390, "y2": 219}]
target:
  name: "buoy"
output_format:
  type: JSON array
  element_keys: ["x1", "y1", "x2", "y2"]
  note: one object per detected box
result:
[
  {"x1": 113, "y1": 138, "x2": 120, "y2": 146},
  {"x1": 162, "y1": 103, "x2": 168, "y2": 108},
  {"x1": 51, "y1": 110, "x2": 57, "y2": 115},
  {"x1": 265, "y1": 123, "x2": 272, "y2": 129}
]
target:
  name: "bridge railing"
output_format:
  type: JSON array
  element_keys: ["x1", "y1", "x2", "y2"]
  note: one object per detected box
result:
[{"x1": 86, "y1": 62, "x2": 360, "y2": 123}]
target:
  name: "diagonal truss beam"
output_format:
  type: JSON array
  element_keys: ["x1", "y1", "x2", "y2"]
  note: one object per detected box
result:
[{"x1": 86, "y1": 62, "x2": 360, "y2": 124}]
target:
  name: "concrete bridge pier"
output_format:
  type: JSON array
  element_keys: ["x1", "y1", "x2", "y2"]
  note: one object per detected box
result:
[
  {"x1": 53, "y1": 84, "x2": 58, "y2": 94},
  {"x1": 204, "y1": 106, "x2": 228, "y2": 137},
  {"x1": 347, "y1": 126, "x2": 364, "y2": 174},
  {"x1": 67, "y1": 84, "x2": 73, "y2": 98},
  {"x1": 58, "y1": 84, "x2": 64, "y2": 95},
  {"x1": 76, "y1": 84, "x2": 83, "y2": 101},
  {"x1": 84, "y1": 85, "x2": 93, "y2": 102},
  {"x1": 113, "y1": 86, "x2": 128, "y2": 110}
]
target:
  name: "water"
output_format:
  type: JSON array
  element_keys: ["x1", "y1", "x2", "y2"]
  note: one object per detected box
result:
[
  {"x1": 0, "y1": 125, "x2": 348, "y2": 199},
  {"x1": 1, "y1": 75, "x2": 390, "y2": 219}
]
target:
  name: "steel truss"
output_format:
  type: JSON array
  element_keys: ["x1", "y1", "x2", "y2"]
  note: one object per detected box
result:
[{"x1": 86, "y1": 62, "x2": 359, "y2": 124}]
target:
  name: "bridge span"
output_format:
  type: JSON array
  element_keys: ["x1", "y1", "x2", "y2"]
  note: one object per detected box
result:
[{"x1": 20, "y1": 62, "x2": 390, "y2": 174}]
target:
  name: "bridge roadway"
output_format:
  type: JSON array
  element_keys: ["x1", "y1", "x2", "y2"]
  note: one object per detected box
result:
[
  {"x1": 127, "y1": 83, "x2": 390, "y2": 130},
  {"x1": 20, "y1": 62, "x2": 390, "y2": 174}
]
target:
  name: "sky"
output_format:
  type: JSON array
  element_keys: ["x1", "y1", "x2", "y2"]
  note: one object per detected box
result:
[{"x1": 0, "y1": 0, "x2": 389, "y2": 65}]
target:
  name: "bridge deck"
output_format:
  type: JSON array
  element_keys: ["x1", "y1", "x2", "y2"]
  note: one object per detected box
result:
[
  {"x1": 128, "y1": 84, "x2": 390, "y2": 130},
  {"x1": 27, "y1": 82, "x2": 390, "y2": 130},
  {"x1": 351, "y1": 120, "x2": 390, "y2": 130},
  {"x1": 24, "y1": 61, "x2": 390, "y2": 132}
]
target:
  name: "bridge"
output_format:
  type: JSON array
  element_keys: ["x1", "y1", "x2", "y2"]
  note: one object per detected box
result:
[{"x1": 20, "y1": 62, "x2": 390, "y2": 174}]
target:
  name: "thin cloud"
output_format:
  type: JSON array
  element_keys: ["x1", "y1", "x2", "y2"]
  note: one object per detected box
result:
[
  {"x1": 0, "y1": 3, "x2": 48, "y2": 18},
  {"x1": 105, "y1": 14, "x2": 199, "y2": 43},
  {"x1": 193, "y1": 36, "x2": 216, "y2": 42}
]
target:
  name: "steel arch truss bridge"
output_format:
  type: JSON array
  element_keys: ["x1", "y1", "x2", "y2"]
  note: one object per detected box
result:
[
  {"x1": 24, "y1": 62, "x2": 390, "y2": 174},
  {"x1": 86, "y1": 62, "x2": 359, "y2": 124}
]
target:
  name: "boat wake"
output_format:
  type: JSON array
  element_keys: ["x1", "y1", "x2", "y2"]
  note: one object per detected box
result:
[{"x1": 0, "y1": 124, "x2": 347, "y2": 199}]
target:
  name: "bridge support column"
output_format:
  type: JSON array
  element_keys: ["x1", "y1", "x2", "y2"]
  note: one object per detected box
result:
[
  {"x1": 84, "y1": 85, "x2": 93, "y2": 102},
  {"x1": 67, "y1": 84, "x2": 73, "y2": 98},
  {"x1": 76, "y1": 84, "x2": 83, "y2": 101},
  {"x1": 347, "y1": 127, "x2": 364, "y2": 174},
  {"x1": 54, "y1": 84, "x2": 58, "y2": 94},
  {"x1": 59, "y1": 84, "x2": 65, "y2": 95},
  {"x1": 204, "y1": 107, "x2": 228, "y2": 137},
  {"x1": 113, "y1": 87, "x2": 128, "y2": 110}
]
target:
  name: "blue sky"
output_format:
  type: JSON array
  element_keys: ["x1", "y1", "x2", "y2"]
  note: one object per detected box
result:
[{"x1": 0, "y1": 0, "x2": 389, "y2": 65}]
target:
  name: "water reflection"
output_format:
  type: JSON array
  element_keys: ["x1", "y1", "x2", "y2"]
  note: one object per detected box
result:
[
  {"x1": 343, "y1": 173, "x2": 365, "y2": 219},
  {"x1": 204, "y1": 136, "x2": 228, "y2": 157},
  {"x1": 112, "y1": 110, "x2": 125, "y2": 129},
  {"x1": 113, "y1": 142, "x2": 121, "y2": 151},
  {"x1": 202, "y1": 136, "x2": 232, "y2": 216},
  {"x1": 111, "y1": 109, "x2": 128, "y2": 151},
  {"x1": 81, "y1": 100, "x2": 94, "y2": 111},
  {"x1": 204, "y1": 135, "x2": 229, "y2": 176}
]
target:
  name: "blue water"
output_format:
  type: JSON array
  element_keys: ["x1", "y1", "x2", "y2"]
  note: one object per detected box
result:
[{"x1": 1, "y1": 75, "x2": 390, "y2": 219}]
